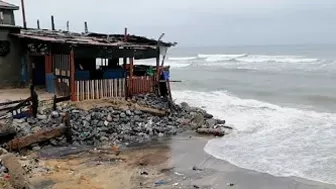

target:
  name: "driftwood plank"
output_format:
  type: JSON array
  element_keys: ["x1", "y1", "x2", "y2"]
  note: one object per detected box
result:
[
  {"x1": 196, "y1": 128, "x2": 225, "y2": 137},
  {"x1": 0, "y1": 100, "x2": 24, "y2": 106},
  {"x1": 134, "y1": 104, "x2": 166, "y2": 116},
  {"x1": 7, "y1": 126, "x2": 66, "y2": 150}
]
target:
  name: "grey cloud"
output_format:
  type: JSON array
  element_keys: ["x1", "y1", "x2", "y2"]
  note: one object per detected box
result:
[{"x1": 6, "y1": 0, "x2": 336, "y2": 46}]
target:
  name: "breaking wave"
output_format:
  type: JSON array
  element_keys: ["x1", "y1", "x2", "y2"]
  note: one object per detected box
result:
[
  {"x1": 197, "y1": 54, "x2": 248, "y2": 62},
  {"x1": 133, "y1": 53, "x2": 328, "y2": 71},
  {"x1": 168, "y1": 57, "x2": 197, "y2": 61},
  {"x1": 173, "y1": 90, "x2": 336, "y2": 185},
  {"x1": 197, "y1": 54, "x2": 319, "y2": 63}
]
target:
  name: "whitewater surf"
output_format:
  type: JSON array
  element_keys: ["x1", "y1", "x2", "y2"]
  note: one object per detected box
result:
[{"x1": 157, "y1": 48, "x2": 336, "y2": 185}]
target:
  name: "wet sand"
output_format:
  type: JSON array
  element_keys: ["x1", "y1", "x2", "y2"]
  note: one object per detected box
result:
[
  {"x1": 27, "y1": 134, "x2": 336, "y2": 189},
  {"x1": 169, "y1": 135, "x2": 336, "y2": 189}
]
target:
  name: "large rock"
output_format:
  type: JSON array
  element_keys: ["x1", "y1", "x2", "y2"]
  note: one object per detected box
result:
[
  {"x1": 191, "y1": 113, "x2": 205, "y2": 129},
  {"x1": 204, "y1": 113, "x2": 213, "y2": 119},
  {"x1": 216, "y1": 119, "x2": 226, "y2": 124},
  {"x1": 106, "y1": 114, "x2": 113, "y2": 122},
  {"x1": 206, "y1": 119, "x2": 217, "y2": 128},
  {"x1": 120, "y1": 112, "x2": 126, "y2": 118}
]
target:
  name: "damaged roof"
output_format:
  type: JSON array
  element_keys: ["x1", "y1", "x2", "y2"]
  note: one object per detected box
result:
[
  {"x1": 11, "y1": 29, "x2": 177, "y2": 49},
  {"x1": 0, "y1": 0, "x2": 19, "y2": 10}
]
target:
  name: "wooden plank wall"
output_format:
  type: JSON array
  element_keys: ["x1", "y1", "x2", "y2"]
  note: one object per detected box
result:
[
  {"x1": 129, "y1": 76, "x2": 154, "y2": 95},
  {"x1": 54, "y1": 54, "x2": 70, "y2": 97},
  {"x1": 75, "y1": 76, "x2": 154, "y2": 101}
]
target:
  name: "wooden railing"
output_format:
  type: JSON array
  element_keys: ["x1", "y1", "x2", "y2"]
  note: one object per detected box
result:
[{"x1": 75, "y1": 78, "x2": 126, "y2": 101}]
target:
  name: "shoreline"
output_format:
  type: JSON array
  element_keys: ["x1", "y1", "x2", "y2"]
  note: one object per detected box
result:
[
  {"x1": 169, "y1": 135, "x2": 336, "y2": 189},
  {"x1": 18, "y1": 134, "x2": 336, "y2": 189},
  {"x1": 0, "y1": 93, "x2": 334, "y2": 188}
]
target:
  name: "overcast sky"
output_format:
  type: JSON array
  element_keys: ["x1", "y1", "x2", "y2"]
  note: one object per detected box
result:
[{"x1": 6, "y1": 0, "x2": 336, "y2": 46}]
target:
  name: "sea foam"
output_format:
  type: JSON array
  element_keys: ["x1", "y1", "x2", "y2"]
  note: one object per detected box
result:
[{"x1": 173, "y1": 90, "x2": 336, "y2": 185}]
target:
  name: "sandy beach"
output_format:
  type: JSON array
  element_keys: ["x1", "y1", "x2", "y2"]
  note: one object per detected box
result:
[{"x1": 18, "y1": 133, "x2": 335, "y2": 189}]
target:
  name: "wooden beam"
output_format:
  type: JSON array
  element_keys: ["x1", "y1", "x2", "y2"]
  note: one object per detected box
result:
[
  {"x1": 7, "y1": 126, "x2": 66, "y2": 151},
  {"x1": 155, "y1": 47, "x2": 160, "y2": 85},
  {"x1": 21, "y1": 0, "x2": 27, "y2": 28},
  {"x1": 51, "y1": 15, "x2": 55, "y2": 30},
  {"x1": 134, "y1": 104, "x2": 166, "y2": 116},
  {"x1": 124, "y1": 27, "x2": 128, "y2": 41},
  {"x1": 196, "y1": 128, "x2": 225, "y2": 137},
  {"x1": 124, "y1": 28, "x2": 128, "y2": 99},
  {"x1": 37, "y1": 19, "x2": 40, "y2": 29},
  {"x1": 129, "y1": 56, "x2": 134, "y2": 96},
  {"x1": 0, "y1": 100, "x2": 24, "y2": 106},
  {"x1": 28, "y1": 53, "x2": 33, "y2": 85},
  {"x1": 84, "y1": 21, "x2": 88, "y2": 33}
]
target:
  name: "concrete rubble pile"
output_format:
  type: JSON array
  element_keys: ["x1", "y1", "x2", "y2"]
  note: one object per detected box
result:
[{"x1": 1, "y1": 93, "x2": 231, "y2": 150}]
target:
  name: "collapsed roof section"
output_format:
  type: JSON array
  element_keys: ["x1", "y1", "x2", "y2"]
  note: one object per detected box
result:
[{"x1": 11, "y1": 29, "x2": 176, "y2": 49}]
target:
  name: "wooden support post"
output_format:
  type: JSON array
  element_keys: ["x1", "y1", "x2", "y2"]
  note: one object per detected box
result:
[
  {"x1": 28, "y1": 53, "x2": 33, "y2": 85},
  {"x1": 70, "y1": 49, "x2": 76, "y2": 101},
  {"x1": 84, "y1": 21, "x2": 88, "y2": 33},
  {"x1": 155, "y1": 33, "x2": 164, "y2": 95},
  {"x1": 51, "y1": 15, "x2": 55, "y2": 30},
  {"x1": 155, "y1": 47, "x2": 160, "y2": 95},
  {"x1": 129, "y1": 56, "x2": 134, "y2": 96},
  {"x1": 30, "y1": 84, "x2": 38, "y2": 118},
  {"x1": 161, "y1": 47, "x2": 168, "y2": 67},
  {"x1": 123, "y1": 55, "x2": 128, "y2": 99},
  {"x1": 53, "y1": 95, "x2": 56, "y2": 111},
  {"x1": 21, "y1": 0, "x2": 27, "y2": 28},
  {"x1": 66, "y1": 21, "x2": 69, "y2": 31},
  {"x1": 37, "y1": 19, "x2": 40, "y2": 29},
  {"x1": 123, "y1": 28, "x2": 128, "y2": 98}
]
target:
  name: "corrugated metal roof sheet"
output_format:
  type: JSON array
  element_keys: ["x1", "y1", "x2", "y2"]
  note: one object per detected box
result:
[
  {"x1": 0, "y1": 1, "x2": 19, "y2": 10},
  {"x1": 11, "y1": 29, "x2": 176, "y2": 49}
]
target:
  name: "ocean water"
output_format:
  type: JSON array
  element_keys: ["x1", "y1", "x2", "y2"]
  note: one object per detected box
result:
[{"x1": 135, "y1": 44, "x2": 336, "y2": 185}]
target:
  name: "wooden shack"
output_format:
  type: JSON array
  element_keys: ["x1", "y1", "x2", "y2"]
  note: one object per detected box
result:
[{"x1": 10, "y1": 29, "x2": 175, "y2": 101}]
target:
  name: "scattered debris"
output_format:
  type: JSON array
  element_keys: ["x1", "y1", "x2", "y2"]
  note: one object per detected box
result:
[
  {"x1": 174, "y1": 172, "x2": 183, "y2": 176},
  {"x1": 196, "y1": 128, "x2": 225, "y2": 137},
  {"x1": 160, "y1": 167, "x2": 175, "y2": 173},
  {"x1": 192, "y1": 166, "x2": 203, "y2": 171},
  {"x1": 140, "y1": 171, "x2": 148, "y2": 175},
  {"x1": 155, "y1": 180, "x2": 165, "y2": 186},
  {"x1": 227, "y1": 183, "x2": 235, "y2": 186}
]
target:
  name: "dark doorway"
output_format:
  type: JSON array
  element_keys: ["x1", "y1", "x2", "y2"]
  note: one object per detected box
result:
[{"x1": 31, "y1": 56, "x2": 46, "y2": 86}]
